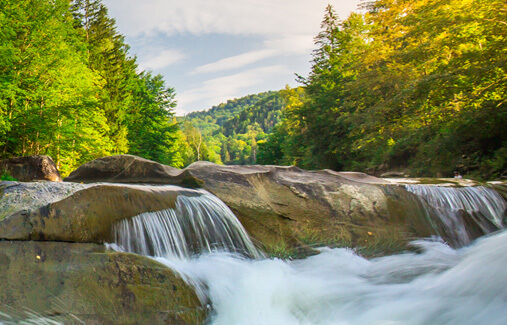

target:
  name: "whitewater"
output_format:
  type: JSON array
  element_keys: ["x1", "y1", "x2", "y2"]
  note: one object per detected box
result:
[
  {"x1": 155, "y1": 230, "x2": 507, "y2": 325},
  {"x1": 106, "y1": 185, "x2": 507, "y2": 324}
]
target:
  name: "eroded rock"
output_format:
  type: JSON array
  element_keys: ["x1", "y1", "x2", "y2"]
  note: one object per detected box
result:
[
  {"x1": 0, "y1": 183, "x2": 199, "y2": 243},
  {"x1": 63, "y1": 156, "x2": 439, "y2": 256},
  {"x1": 0, "y1": 241, "x2": 206, "y2": 324}
]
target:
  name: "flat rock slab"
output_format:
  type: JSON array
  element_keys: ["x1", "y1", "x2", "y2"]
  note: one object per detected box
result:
[
  {"x1": 0, "y1": 183, "x2": 201, "y2": 243},
  {"x1": 0, "y1": 181, "x2": 89, "y2": 220}
]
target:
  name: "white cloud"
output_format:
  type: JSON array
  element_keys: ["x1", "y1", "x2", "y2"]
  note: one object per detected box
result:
[
  {"x1": 176, "y1": 65, "x2": 290, "y2": 115},
  {"x1": 192, "y1": 49, "x2": 277, "y2": 74},
  {"x1": 138, "y1": 49, "x2": 186, "y2": 71},
  {"x1": 263, "y1": 35, "x2": 316, "y2": 54},
  {"x1": 101, "y1": 0, "x2": 362, "y2": 114},
  {"x1": 103, "y1": 0, "x2": 362, "y2": 37},
  {"x1": 192, "y1": 34, "x2": 315, "y2": 75}
]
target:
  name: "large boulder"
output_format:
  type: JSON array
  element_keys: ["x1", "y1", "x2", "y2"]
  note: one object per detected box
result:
[
  {"x1": 0, "y1": 241, "x2": 205, "y2": 324},
  {"x1": 0, "y1": 155, "x2": 62, "y2": 182},
  {"x1": 64, "y1": 154, "x2": 200, "y2": 187},
  {"x1": 0, "y1": 183, "x2": 198, "y2": 242},
  {"x1": 64, "y1": 155, "x2": 439, "y2": 256}
]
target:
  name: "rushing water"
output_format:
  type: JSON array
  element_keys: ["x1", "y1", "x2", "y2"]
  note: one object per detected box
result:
[
  {"x1": 405, "y1": 185, "x2": 506, "y2": 247},
  {"x1": 112, "y1": 189, "x2": 262, "y2": 259},
  {"x1": 110, "y1": 184, "x2": 507, "y2": 324},
  {"x1": 158, "y1": 231, "x2": 507, "y2": 325}
]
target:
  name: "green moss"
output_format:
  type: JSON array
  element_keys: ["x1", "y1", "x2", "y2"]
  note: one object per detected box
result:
[
  {"x1": 0, "y1": 242, "x2": 207, "y2": 324},
  {"x1": 1, "y1": 170, "x2": 17, "y2": 181},
  {"x1": 263, "y1": 240, "x2": 296, "y2": 259}
]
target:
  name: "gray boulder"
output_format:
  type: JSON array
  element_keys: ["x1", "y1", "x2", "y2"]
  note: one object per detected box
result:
[{"x1": 1, "y1": 155, "x2": 62, "y2": 182}]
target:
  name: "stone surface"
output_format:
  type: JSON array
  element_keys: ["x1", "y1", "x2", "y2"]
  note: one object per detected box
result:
[
  {"x1": 0, "y1": 155, "x2": 62, "y2": 182},
  {"x1": 63, "y1": 155, "x2": 440, "y2": 256},
  {"x1": 0, "y1": 181, "x2": 89, "y2": 221},
  {"x1": 0, "y1": 241, "x2": 206, "y2": 324},
  {"x1": 64, "y1": 154, "x2": 200, "y2": 187},
  {"x1": 3, "y1": 155, "x2": 504, "y2": 256},
  {"x1": 0, "y1": 183, "x2": 201, "y2": 243}
]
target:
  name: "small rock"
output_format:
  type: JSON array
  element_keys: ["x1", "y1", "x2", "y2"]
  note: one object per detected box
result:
[{"x1": 0, "y1": 155, "x2": 62, "y2": 182}]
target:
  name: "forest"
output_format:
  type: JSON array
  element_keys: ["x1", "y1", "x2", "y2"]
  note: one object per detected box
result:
[
  {"x1": 0, "y1": 0, "x2": 183, "y2": 175},
  {"x1": 178, "y1": 91, "x2": 284, "y2": 166},
  {"x1": 0, "y1": 0, "x2": 505, "y2": 179},
  {"x1": 258, "y1": 0, "x2": 506, "y2": 179}
]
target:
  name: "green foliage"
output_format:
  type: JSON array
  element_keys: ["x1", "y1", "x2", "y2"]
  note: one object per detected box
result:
[
  {"x1": 1, "y1": 0, "x2": 502, "y2": 179},
  {"x1": 0, "y1": 0, "x2": 182, "y2": 175},
  {"x1": 1, "y1": 171, "x2": 16, "y2": 181},
  {"x1": 126, "y1": 72, "x2": 182, "y2": 166},
  {"x1": 179, "y1": 91, "x2": 286, "y2": 166},
  {"x1": 258, "y1": 0, "x2": 506, "y2": 179}
]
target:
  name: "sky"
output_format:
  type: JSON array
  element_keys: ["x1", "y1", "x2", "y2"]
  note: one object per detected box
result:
[{"x1": 102, "y1": 0, "x2": 363, "y2": 115}]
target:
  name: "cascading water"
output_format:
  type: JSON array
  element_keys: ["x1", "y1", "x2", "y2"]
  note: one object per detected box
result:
[
  {"x1": 158, "y1": 231, "x2": 507, "y2": 325},
  {"x1": 110, "y1": 184, "x2": 507, "y2": 324},
  {"x1": 405, "y1": 185, "x2": 506, "y2": 247},
  {"x1": 112, "y1": 189, "x2": 262, "y2": 259}
]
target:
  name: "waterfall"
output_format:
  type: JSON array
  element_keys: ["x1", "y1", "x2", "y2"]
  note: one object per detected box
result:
[
  {"x1": 112, "y1": 189, "x2": 262, "y2": 259},
  {"x1": 405, "y1": 185, "x2": 506, "y2": 247},
  {"x1": 107, "y1": 184, "x2": 507, "y2": 324},
  {"x1": 157, "y1": 230, "x2": 507, "y2": 325}
]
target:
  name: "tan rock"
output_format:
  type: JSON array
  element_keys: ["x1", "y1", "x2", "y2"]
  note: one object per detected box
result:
[
  {"x1": 63, "y1": 156, "x2": 438, "y2": 256},
  {"x1": 0, "y1": 241, "x2": 205, "y2": 324}
]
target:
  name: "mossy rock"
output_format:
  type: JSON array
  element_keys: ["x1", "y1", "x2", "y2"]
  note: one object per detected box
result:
[{"x1": 0, "y1": 241, "x2": 206, "y2": 324}]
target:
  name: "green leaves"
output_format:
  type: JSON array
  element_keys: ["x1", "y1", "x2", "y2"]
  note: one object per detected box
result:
[
  {"x1": 0, "y1": 0, "x2": 182, "y2": 175},
  {"x1": 258, "y1": 0, "x2": 506, "y2": 179}
]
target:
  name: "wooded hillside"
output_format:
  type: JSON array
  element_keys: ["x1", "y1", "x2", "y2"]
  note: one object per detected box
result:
[
  {"x1": 258, "y1": 0, "x2": 506, "y2": 179},
  {"x1": 178, "y1": 91, "x2": 285, "y2": 165}
]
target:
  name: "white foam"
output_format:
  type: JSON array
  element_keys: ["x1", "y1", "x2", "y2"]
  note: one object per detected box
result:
[{"x1": 159, "y1": 231, "x2": 507, "y2": 325}]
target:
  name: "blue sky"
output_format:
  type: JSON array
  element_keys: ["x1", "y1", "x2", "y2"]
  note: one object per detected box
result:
[{"x1": 102, "y1": 0, "x2": 362, "y2": 115}]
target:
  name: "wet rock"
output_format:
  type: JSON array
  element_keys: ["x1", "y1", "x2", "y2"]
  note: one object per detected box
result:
[
  {"x1": 0, "y1": 183, "x2": 198, "y2": 243},
  {"x1": 63, "y1": 155, "x2": 439, "y2": 256},
  {"x1": 0, "y1": 155, "x2": 62, "y2": 182},
  {"x1": 0, "y1": 241, "x2": 206, "y2": 324}
]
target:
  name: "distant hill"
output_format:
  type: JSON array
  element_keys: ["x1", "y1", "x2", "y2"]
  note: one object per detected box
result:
[
  {"x1": 178, "y1": 91, "x2": 276, "y2": 134},
  {"x1": 177, "y1": 91, "x2": 286, "y2": 165},
  {"x1": 222, "y1": 93, "x2": 283, "y2": 137}
]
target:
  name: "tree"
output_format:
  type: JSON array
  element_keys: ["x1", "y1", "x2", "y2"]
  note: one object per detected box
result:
[
  {"x1": 126, "y1": 72, "x2": 181, "y2": 165},
  {"x1": 71, "y1": 0, "x2": 138, "y2": 154},
  {"x1": 0, "y1": 0, "x2": 113, "y2": 175}
]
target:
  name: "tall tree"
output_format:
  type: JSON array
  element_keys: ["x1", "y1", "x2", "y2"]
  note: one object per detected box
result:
[
  {"x1": 0, "y1": 0, "x2": 113, "y2": 175},
  {"x1": 71, "y1": 0, "x2": 138, "y2": 154},
  {"x1": 127, "y1": 72, "x2": 182, "y2": 166},
  {"x1": 290, "y1": 6, "x2": 368, "y2": 169}
]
